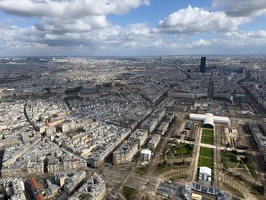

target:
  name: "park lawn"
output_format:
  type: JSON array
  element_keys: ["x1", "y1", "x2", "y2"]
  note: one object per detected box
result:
[
  {"x1": 176, "y1": 145, "x2": 187, "y2": 155},
  {"x1": 170, "y1": 174, "x2": 188, "y2": 181},
  {"x1": 200, "y1": 147, "x2": 213, "y2": 158},
  {"x1": 201, "y1": 135, "x2": 213, "y2": 145},
  {"x1": 236, "y1": 168, "x2": 252, "y2": 177},
  {"x1": 166, "y1": 143, "x2": 193, "y2": 157},
  {"x1": 223, "y1": 183, "x2": 245, "y2": 198},
  {"x1": 226, "y1": 160, "x2": 239, "y2": 168},
  {"x1": 221, "y1": 151, "x2": 239, "y2": 168},
  {"x1": 202, "y1": 129, "x2": 214, "y2": 136},
  {"x1": 198, "y1": 157, "x2": 213, "y2": 169},
  {"x1": 134, "y1": 166, "x2": 147, "y2": 175},
  {"x1": 121, "y1": 186, "x2": 135, "y2": 200},
  {"x1": 221, "y1": 151, "x2": 231, "y2": 158},
  {"x1": 13, "y1": 95, "x2": 30, "y2": 100}
]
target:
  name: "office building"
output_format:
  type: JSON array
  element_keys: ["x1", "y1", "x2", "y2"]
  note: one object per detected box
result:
[{"x1": 200, "y1": 57, "x2": 206, "y2": 73}]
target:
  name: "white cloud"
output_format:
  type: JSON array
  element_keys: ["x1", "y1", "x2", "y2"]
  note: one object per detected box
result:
[
  {"x1": 0, "y1": 0, "x2": 152, "y2": 51},
  {"x1": 185, "y1": 39, "x2": 211, "y2": 48},
  {"x1": 35, "y1": 16, "x2": 110, "y2": 33},
  {"x1": 148, "y1": 38, "x2": 211, "y2": 49},
  {"x1": 178, "y1": 30, "x2": 266, "y2": 54},
  {"x1": 2, "y1": 21, "x2": 266, "y2": 56},
  {"x1": 154, "y1": 5, "x2": 251, "y2": 34},
  {"x1": 0, "y1": 21, "x2": 155, "y2": 49},
  {"x1": 212, "y1": 0, "x2": 266, "y2": 17},
  {"x1": 0, "y1": 0, "x2": 150, "y2": 18},
  {"x1": 152, "y1": 39, "x2": 163, "y2": 47},
  {"x1": 222, "y1": 30, "x2": 266, "y2": 44}
]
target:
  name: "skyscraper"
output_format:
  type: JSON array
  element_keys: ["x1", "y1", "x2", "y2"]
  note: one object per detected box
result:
[{"x1": 200, "y1": 57, "x2": 206, "y2": 73}]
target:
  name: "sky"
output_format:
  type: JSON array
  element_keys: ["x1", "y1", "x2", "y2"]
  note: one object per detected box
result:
[{"x1": 0, "y1": 0, "x2": 266, "y2": 56}]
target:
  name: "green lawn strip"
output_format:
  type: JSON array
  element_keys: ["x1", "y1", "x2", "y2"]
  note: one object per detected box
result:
[
  {"x1": 201, "y1": 135, "x2": 213, "y2": 145},
  {"x1": 31, "y1": 93, "x2": 57, "y2": 99},
  {"x1": 201, "y1": 129, "x2": 214, "y2": 144},
  {"x1": 199, "y1": 147, "x2": 214, "y2": 169},
  {"x1": 169, "y1": 174, "x2": 188, "y2": 181},
  {"x1": 121, "y1": 186, "x2": 136, "y2": 200},
  {"x1": 200, "y1": 147, "x2": 213, "y2": 158},
  {"x1": 223, "y1": 183, "x2": 245, "y2": 198},
  {"x1": 198, "y1": 157, "x2": 213, "y2": 169},
  {"x1": 13, "y1": 95, "x2": 30, "y2": 100},
  {"x1": 202, "y1": 129, "x2": 214, "y2": 136}
]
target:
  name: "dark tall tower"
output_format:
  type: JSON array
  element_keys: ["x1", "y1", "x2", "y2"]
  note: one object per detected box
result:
[{"x1": 200, "y1": 57, "x2": 206, "y2": 73}]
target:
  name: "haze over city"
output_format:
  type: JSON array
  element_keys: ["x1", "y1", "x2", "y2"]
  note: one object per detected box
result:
[{"x1": 0, "y1": 0, "x2": 266, "y2": 56}]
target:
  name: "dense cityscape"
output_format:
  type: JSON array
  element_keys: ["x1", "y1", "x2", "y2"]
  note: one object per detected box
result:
[{"x1": 0, "y1": 55, "x2": 266, "y2": 200}]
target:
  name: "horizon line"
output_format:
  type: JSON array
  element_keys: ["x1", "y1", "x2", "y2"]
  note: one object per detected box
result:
[{"x1": 1, "y1": 53, "x2": 266, "y2": 58}]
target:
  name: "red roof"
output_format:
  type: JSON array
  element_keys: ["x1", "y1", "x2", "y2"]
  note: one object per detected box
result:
[
  {"x1": 36, "y1": 193, "x2": 45, "y2": 200},
  {"x1": 29, "y1": 178, "x2": 39, "y2": 190}
]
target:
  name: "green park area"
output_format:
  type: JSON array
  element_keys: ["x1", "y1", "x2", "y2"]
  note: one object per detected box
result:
[
  {"x1": 223, "y1": 183, "x2": 245, "y2": 198},
  {"x1": 221, "y1": 150, "x2": 257, "y2": 178},
  {"x1": 198, "y1": 147, "x2": 214, "y2": 169},
  {"x1": 165, "y1": 142, "x2": 193, "y2": 157},
  {"x1": 221, "y1": 150, "x2": 239, "y2": 168},
  {"x1": 201, "y1": 129, "x2": 214, "y2": 145},
  {"x1": 135, "y1": 166, "x2": 147, "y2": 175},
  {"x1": 121, "y1": 186, "x2": 136, "y2": 200}
]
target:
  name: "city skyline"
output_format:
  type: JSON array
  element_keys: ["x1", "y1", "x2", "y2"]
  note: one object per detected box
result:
[{"x1": 0, "y1": 0, "x2": 266, "y2": 56}]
